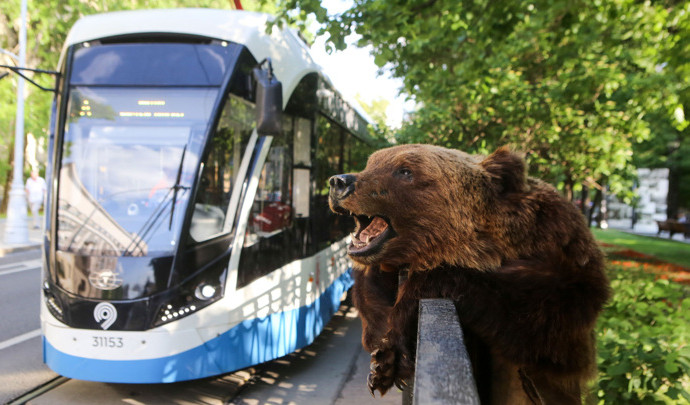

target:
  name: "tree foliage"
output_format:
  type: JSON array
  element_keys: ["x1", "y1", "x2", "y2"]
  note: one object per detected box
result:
[
  {"x1": 632, "y1": 2, "x2": 690, "y2": 217},
  {"x1": 273, "y1": 0, "x2": 690, "y2": 207},
  {"x1": 354, "y1": 94, "x2": 396, "y2": 145},
  {"x1": 596, "y1": 261, "x2": 690, "y2": 403}
]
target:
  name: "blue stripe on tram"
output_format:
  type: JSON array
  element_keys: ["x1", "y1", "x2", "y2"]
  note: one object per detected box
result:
[{"x1": 44, "y1": 268, "x2": 354, "y2": 383}]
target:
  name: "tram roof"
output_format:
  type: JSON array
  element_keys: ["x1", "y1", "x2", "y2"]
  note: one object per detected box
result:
[{"x1": 62, "y1": 9, "x2": 374, "y2": 141}]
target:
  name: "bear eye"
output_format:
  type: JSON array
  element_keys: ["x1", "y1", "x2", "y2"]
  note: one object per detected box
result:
[{"x1": 395, "y1": 168, "x2": 413, "y2": 179}]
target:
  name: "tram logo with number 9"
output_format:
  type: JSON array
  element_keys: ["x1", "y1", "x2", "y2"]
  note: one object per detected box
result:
[{"x1": 94, "y1": 302, "x2": 117, "y2": 330}]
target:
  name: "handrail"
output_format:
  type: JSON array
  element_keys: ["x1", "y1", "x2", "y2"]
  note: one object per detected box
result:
[{"x1": 410, "y1": 298, "x2": 480, "y2": 405}]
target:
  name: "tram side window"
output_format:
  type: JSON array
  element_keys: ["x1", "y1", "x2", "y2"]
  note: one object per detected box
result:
[
  {"x1": 237, "y1": 131, "x2": 293, "y2": 288},
  {"x1": 314, "y1": 116, "x2": 342, "y2": 251},
  {"x1": 312, "y1": 115, "x2": 372, "y2": 251},
  {"x1": 344, "y1": 135, "x2": 370, "y2": 174},
  {"x1": 189, "y1": 96, "x2": 254, "y2": 242}
]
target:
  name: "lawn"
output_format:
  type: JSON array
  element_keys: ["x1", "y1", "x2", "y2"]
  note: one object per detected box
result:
[{"x1": 592, "y1": 228, "x2": 690, "y2": 269}]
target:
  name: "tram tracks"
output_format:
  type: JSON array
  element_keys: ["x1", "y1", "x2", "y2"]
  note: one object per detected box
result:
[
  {"x1": 223, "y1": 366, "x2": 270, "y2": 405},
  {"x1": 5, "y1": 376, "x2": 70, "y2": 405},
  {"x1": 3, "y1": 368, "x2": 260, "y2": 405}
]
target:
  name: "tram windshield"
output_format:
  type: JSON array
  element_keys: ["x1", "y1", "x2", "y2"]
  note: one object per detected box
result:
[
  {"x1": 52, "y1": 41, "x2": 245, "y2": 300},
  {"x1": 58, "y1": 86, "x2": 216, "y2": 256}
]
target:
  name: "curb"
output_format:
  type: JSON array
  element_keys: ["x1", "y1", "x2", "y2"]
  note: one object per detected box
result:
[{"x1": 0, "y1": 243, "x2": 42, "y2": 257}]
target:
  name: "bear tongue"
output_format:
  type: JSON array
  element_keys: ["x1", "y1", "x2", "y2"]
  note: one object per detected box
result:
[{"x1": 358, "y1": 217, "x2": 388, "y2": 244}]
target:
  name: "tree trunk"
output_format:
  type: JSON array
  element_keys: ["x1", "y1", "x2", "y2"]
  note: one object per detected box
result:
[
  {"x1": 578, "y1": 185, "x2": 589, "y2": 216},
  {"x1": 564, "y1": 175, "x2": 574, "y2": 202},
  {"x1": 1, "y1": 137, "x2": 15, "y2": 215},
  {"x1": 589, "y1": 187, "x2": 602, "y2": 228}
]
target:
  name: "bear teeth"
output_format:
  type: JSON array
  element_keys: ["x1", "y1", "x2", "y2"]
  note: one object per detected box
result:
[
  {"x1": 347, "y1": 216, "x2": 395, "y2": 256},
  {"x1": 351, "y1": 233, "x2": 366, "y2": 248}
]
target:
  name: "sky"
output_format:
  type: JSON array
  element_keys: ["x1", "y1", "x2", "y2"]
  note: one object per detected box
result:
[
  {"x1": 304, "y1": 0, "x2": 414, "y2": 128},
  {"x1": 309, "y1": 36, "x2": 412, "y2": 128}
]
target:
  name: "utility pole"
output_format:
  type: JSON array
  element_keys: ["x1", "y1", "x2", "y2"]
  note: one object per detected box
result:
[{"x1": 4, "y1": 0, "x2": 29, "y2": 245}]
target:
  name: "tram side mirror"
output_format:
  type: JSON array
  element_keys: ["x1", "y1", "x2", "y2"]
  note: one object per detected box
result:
[
  {"x1": 253, "y1": 59, "x2": 283, "y2": 137},
  {"x1": 0, "y1": 64, "x2": 59, "y2": 92}
]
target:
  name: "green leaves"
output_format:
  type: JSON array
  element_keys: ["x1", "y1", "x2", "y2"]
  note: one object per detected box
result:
[
  {"x1": 595, "y1": 268, "x2": 690, "y2": 404},
  {"x1": 278, "y1": 0, "x2": 690, "y2": 206}
]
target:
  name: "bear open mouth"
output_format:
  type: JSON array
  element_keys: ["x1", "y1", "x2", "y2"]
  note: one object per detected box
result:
[{"x1": 349, "y1": 215, "x2": 396, "y2": 256}]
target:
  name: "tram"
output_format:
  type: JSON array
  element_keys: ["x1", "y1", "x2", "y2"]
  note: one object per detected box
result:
[{"x1": 40, "y1": 8, "x2": 374, "y2": 383}]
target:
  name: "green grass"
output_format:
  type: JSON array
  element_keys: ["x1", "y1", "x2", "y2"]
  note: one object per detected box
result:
[{"x1": 592, "y1": 228, "x2": 690, "y2": 268}]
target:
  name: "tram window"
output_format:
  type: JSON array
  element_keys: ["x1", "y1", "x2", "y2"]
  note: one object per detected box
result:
[
  {"x1": 57, "y1": 86, "x2": 216, "y2": 257},
  {"x1": 189, "y1": 95, "x2": 254, "y2": 242},
  {"x1": 312, "y1": 115, "x2": 373, "y2": 251},
  {"x1": 344, "y1": 134, "x2": 370, "y2": 174},
  {"x1": 70, "y1": 43, "x2": 239, "y2": 87},
  {"x1": 313, "y1": 116, "x2": 346, "y2": 251},
  {"x1": 227, "y1": 48, "x2": 257, "y2": 102},
  {"x1": 237, "y1": 135, "x2": 293, "y2": 288}
]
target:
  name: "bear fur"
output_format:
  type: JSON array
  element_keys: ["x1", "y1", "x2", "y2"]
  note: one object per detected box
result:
[{"x1": 328, "y1": 144, "x2": 610, "y2": 404}]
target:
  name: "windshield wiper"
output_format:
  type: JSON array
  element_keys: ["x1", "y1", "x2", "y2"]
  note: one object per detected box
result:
[
  {"x1": 169, "y1": 144, "x2": 188, "y2": 230},
  {"x1": 122, "y1": 146, "x2": 189, "y2": 256},
  {"x1": 123, "y1": 189, "x2": 173, "y2": 256}
]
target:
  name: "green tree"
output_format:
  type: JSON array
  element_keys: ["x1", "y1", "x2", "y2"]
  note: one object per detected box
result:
[
  {"x1": 272, "y1": 0, "x2": 688, "y2": 209},
  {"x1": 633, "y1": 3, "x2": 690, "y2": 218},
  {"x1": 354, "y1": 94, "x2": 395, "y2": 145}
]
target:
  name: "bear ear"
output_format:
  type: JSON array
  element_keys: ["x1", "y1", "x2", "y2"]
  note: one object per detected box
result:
[{"x1": 480, "y1": 146, "x2": 527, "y2": 194}]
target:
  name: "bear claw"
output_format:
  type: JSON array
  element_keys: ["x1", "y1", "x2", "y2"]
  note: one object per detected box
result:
[
  {"x1": 367, "y1": 373, "x2": 377, "y2": 397},
  {"x1": 367, "y1": 348, "x2": 398, "y2": 396}
]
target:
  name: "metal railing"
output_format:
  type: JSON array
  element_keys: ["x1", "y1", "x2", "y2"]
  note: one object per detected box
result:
[{"x1": 405, "y1": 298, "x2": 480, "y2": 405}]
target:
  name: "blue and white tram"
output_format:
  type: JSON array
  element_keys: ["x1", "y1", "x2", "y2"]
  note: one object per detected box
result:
[{"x1": 41, "y1": 8, "x2": 374, "y2": 383}]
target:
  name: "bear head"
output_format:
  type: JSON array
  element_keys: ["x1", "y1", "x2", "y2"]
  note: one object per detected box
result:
[{"x1": 329, "y1": 144, "x2": 531, "y2": 272}]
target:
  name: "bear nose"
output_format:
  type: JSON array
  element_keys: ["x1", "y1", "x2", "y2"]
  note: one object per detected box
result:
[{"x1": 329, "y1": 174, "x2": 356, "y2": 199}]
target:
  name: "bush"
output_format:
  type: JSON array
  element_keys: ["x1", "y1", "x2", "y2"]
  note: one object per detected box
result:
[{"x1": 594, "y1": 265, "x2": 690, "y2": 404}]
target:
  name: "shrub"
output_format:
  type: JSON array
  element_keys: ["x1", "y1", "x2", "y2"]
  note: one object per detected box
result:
[{"x1": 594, "y1": 265, "x2": 690, "y2": 404}]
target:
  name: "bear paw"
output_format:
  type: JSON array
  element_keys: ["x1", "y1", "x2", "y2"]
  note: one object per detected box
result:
[{"x1": 367, "y1": 348, "x2": 407, "y2": 396}]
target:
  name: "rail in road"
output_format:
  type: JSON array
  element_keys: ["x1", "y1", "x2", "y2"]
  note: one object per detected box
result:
[{"x1": 2, "y1": 268, "x2": 401, "y2": 405}]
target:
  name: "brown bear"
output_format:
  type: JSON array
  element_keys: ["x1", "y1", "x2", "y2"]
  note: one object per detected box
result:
[{"x1": 328, "y1": 144, "x2": 610, "y2": 404}]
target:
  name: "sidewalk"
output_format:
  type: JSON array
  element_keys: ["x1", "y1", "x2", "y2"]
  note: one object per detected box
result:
[
  {"x1": 0, "y1": 216, "x2": 44, "y2": 256},
  {"x1": 607, "y1": 219, "x2": 690, "y2": 244}
]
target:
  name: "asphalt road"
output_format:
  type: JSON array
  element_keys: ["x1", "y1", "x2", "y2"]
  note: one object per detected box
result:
[{"x1": 0, "y1": 250, "x2": 57, "y2": 404}]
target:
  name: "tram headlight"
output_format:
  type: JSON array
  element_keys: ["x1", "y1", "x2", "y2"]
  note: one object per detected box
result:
[
  {"x1": 153, "y1": 289, "x2": 221, "y2": 327},
  {"x1": 43, "y1": 282, "x2": 65, "y2": 322},
  {"x1": 151, "y1": 265, "x2": 226, "y2": 328},
  {"x1": 194, "y1": 283, "x2": 218, "y2": 300},
  {"x1": 158, "y1": 303, "x2": 199, "y2": 324}
]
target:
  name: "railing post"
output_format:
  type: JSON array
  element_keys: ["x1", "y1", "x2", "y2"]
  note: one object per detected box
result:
[{"x1": 412, "y1": 298, "x2": 480, "y2": 405}]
